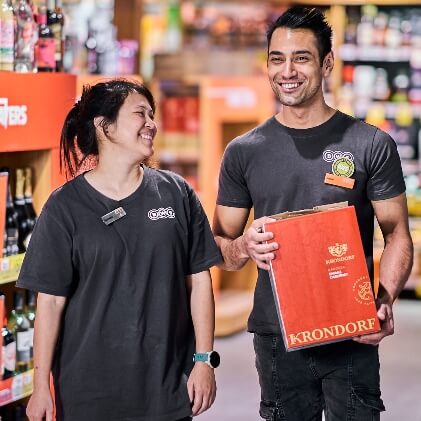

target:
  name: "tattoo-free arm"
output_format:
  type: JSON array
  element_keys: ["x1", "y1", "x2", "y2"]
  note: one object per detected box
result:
[
  {"x1": 186, "y1": 271, "x2": 216, "y2": 416},
  {"x1": 354, "y1": 193, "x2": 413, "y2": 345},
  {"x1": 213, "y1": 205, "x2": 278, "y2": 271},
  {"x1": 26, "y1": 293, "x2": 66, "y2": 421}
]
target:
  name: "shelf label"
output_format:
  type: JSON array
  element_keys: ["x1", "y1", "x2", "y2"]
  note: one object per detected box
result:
[{"x1": 0, "y1": 254, "x2": 25, "y2": 284}]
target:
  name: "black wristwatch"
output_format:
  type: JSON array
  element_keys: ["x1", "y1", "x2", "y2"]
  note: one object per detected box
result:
[{"x1": 193, "y1": 351, "x2": 220, "y2": 368}]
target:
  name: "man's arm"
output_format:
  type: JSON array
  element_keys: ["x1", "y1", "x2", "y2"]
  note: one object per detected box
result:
[
  {"x1": 354, "y1": 193, "x2": 413, "y2": 345},
  {"x1": 213, "y1": 205, "x2": 278, "y2": 271}
]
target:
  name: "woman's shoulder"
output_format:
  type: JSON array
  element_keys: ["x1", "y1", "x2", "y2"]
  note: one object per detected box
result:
[{"x1": 146, "y1": 167, "x2": 190, "y2": 191}]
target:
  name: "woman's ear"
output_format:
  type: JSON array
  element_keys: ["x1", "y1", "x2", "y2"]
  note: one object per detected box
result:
[{"x1": 94, "y1": 117, "x2": 110, "y2": 138}]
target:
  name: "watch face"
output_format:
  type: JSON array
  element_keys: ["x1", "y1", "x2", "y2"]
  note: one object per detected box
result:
[{"x1": 209, "y1": 351, "x2": 220, "y2": 368}]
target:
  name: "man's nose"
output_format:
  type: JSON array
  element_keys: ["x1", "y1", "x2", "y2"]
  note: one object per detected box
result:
[{"x1": 281, "y1": 60, "x2": 297, "y2": 79}]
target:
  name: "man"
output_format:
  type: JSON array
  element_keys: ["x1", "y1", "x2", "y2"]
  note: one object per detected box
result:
[{"x1": 213, "y1": 6, "x2": 413, "y2": 421}]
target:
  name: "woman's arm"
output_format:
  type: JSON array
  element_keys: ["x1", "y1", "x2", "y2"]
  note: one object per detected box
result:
[
  {"x1": 186, "y1": 270, "x2": 217, "y2": 417},
  {"x1": 26, "y1": 292, "x2": 67, "y2": 421}
]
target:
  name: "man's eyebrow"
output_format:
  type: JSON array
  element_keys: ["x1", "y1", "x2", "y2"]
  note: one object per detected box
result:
[{"x1": 268, "y1": 50, "x2": 313, "y2": 56}]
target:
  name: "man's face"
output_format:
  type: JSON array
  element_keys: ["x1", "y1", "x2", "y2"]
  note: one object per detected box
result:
[{"x1": 267, "y1": 27, "x2": 333, "y2": 107}]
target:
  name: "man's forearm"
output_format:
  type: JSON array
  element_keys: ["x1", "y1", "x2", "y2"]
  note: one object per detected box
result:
[
  {"x1": 379, "y1": 233, "x2": 413, "y2": 303},
  {"x1": 214, "y1": 235, "x2": 249, "y2": 271}
]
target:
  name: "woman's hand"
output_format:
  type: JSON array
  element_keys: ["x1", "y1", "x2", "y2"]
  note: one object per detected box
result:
[
  {"x1": 26, "y1": 386, "x2": 54, "y2": 421},
  {"x1": 187, "y1": 363, "x2": 217, "y2": 416}
]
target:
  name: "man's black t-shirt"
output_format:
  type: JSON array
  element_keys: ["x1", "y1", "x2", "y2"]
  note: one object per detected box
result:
[
  {"x1": 217, "y1": 111, "x2": 405, "y2": 335},
  {"x1": 17, "y1": 167, "x2": 221, "y2": 421}
]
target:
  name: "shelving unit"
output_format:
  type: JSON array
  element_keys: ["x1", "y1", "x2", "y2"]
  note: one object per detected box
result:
[{"x1": 0, "y1": 73, "x2": 76, "y2": 412}]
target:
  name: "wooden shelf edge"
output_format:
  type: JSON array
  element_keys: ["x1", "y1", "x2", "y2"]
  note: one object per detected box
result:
[{"x1": 215, "y1": 289, "x2": 254, "y2": 337}]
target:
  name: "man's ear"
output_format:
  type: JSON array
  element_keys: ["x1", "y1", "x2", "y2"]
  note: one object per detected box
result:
[{"x1": 323, "y1": 51, "x2": 334, "y2": 76}]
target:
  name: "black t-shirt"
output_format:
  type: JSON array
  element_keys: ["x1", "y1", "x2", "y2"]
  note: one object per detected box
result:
[
  {"x1": 217, "y1": 111, "x2": 405, "y2": 335},
  {"x1": 17, "y1": 167, "x2": 221, "y2": 421}
]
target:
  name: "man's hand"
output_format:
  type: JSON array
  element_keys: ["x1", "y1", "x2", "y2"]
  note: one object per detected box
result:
[
  {"x1": 187, "y1": 363, "x2": 216, "y2": 416},
  {"x1": 353, "y1": 300, "x2": 394, "y2": 346},
  {"x1": 26, "y1": 386, "x2": 54, "y2": 421},
  {"x1": 242, "y1": 217, "x2": 278, "y2": 270}
]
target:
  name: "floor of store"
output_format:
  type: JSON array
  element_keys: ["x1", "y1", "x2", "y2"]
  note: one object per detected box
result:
[{"x1": 200, "y1": 300, "x2": 421, "y2": 421}]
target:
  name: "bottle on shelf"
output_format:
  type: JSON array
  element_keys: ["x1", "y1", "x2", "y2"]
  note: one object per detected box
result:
[
  {"x1": 14, "y1": 168, "x2": 31, "y2": 253},
  {"x1": 24, "y1": 167, "x2": 37, "y2": 234},
  {"x1": 4, "y1": 170, "x2": 19, "y2": 257},
  {"x1": 8, "y1": 291, "x2": 31, "y2": 373},
  {"x1": 0, "y1": 0, "x2": 15, "y2": 71},
  {"x1": 54, "y1": 0, "x2": 64, "y2": 72},
  {"x1": 46, "y1": 0, "x2": 62, "y2": 72},
  {"x1": 13, "y1": 0, "x2": 37, "y2": 73},
  {"x1": 35, "y1": 4, "x2": 55, "y2": 72},
  {"x1": 24, "y1": 289, "x2": 36, "y2": 368},
  {"x1": 2, "y1": 317, "x2": 16, "y2": 379}
]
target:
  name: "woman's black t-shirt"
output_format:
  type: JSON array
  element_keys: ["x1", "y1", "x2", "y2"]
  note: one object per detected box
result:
[{"x1": 17, "y1": 167, "x2": 221, "y2": 421}]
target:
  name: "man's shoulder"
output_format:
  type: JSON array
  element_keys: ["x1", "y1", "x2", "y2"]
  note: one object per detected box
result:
[{"x1": 337, "y1": 111, "x2": 378, "y2": 137}]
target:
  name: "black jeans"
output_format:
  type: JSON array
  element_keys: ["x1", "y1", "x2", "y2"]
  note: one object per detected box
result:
[{"x1": 254, "y1": 334, "x2": 385, "y2": 421}]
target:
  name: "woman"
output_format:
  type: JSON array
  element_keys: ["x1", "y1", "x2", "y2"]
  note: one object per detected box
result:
[{"x1": 17, "y1": 80, "x2": 221, "y2": 421}]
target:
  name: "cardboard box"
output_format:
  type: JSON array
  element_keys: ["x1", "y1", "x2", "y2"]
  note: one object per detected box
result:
[{"x1": 263, "y1": 203, "x2": 380, "y2": 351}]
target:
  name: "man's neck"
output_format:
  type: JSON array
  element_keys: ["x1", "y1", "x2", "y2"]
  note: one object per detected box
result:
[{"x1": 276, "y1": 103, "x2": 336, "y2": 129}]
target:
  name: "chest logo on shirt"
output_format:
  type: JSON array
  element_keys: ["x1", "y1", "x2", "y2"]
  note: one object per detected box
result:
[
  {"x1": 323, "y1": 150, "x2": 354, "y2": 163},
  {"x1": 148, "y1": 207, "x2": 176, "y2": 220}
]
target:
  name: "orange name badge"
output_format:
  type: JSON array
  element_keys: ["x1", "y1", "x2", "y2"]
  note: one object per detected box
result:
[{"x1": 324, "y1": 173, "x2": 355, "y2": 189}]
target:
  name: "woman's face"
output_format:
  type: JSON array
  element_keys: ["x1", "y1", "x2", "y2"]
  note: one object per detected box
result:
[{"x1": 105, "y1": 92, "x2": 157, "y2": 161}]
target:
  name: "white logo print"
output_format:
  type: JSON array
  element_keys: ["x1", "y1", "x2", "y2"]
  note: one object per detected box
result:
[
  {"x1": 148, "y1": 207, "x2": 176, "y2": 220},
  {"x1": 323, "y1": 150, "x2": 354, "y2": 163},
  {"x1": 0, "y1": 98, "x2": 28, "y2": 129}
]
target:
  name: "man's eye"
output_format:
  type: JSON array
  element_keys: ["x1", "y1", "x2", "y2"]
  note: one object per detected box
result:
[
  {"x1": 296, "y1": 56, "x2": 309, "y2": 62},
  {"x1": 270, "y1": 57, "x2": 283, "y2": 63}
]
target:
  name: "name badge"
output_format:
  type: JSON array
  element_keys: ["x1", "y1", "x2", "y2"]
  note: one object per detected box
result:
[
  {"x1": 101, "y1": 207, "x2": 127, "y2": 225},
  {"x1": 324, "y1": 173, "x2": 355, "y2": 189}
]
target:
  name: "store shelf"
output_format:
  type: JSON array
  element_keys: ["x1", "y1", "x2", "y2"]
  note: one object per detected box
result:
[
  {"x1": 339, "y1": 44, "x2": 413, "y2": 62},
  {"x1": 296, "y1": 0, "x2": 421, "y2": 5},
  {"x1": 158, "y1": 151, "x2": 199, "y2": 165},
  {"x1": 215, "y1": 289, "x2": 254, "y2": 337},
  {"x1": 0, "y1": 254, "x2": 24, "y2": 285},
  {"x1": 0, "y1": 370, "x2": 33, "y2": 407},
  {"x1": 353, "y1": 102, "x2": 421, "y2": 119}
]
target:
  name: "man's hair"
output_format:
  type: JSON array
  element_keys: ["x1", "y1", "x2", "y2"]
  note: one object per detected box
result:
[{"x1": 267, "y1": 6, "x2": 333, "y2": 64}]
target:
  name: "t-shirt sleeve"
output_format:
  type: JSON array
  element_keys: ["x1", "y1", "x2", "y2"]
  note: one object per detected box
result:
[
  {"x1": 367, "y1": 129, "x2": 406, "y2": 201},
  {"x1": 217, "y1": 141, "x2": 252, "y2": 209},
  {"x1": 16, "y1": 202, "x2": 75, "y2": 297},
  {"x1": 186, "y1": 184, "x2": 222, "y2": 275}
]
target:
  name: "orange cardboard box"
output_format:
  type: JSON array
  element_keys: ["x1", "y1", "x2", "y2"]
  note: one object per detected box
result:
[{"x1": 263, "y1": 204, "x2": 380, "y2": 351}]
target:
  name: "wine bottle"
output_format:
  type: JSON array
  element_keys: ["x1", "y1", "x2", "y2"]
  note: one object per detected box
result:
[
  {"x1": 2, "y1": 317, "x2": 16, "y2": 379},
  {"x1": 14, "y1": 169, "x2": 31, "y2": 253},
  {"x1": 24, "y1": 167, "x2": 37, "y2": 234},
  {"x1": 5, "y1": 171, "x2": 19, "y2": 257},
  {"x1": 54, "y1": 0, "x2": 64, "y2": 72},
  {"x1": 35, "y1": 5, "x2": 56, "y2": 72},
  {"x1": 24, "y1": 290, "x2": 36, "y2": 368},
  {"x1": 47, "y1": 0, "x2": 63, "y2": 72},
  {"x1": 8, "y1": 291, "x2": 31, "y2": 373}
]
